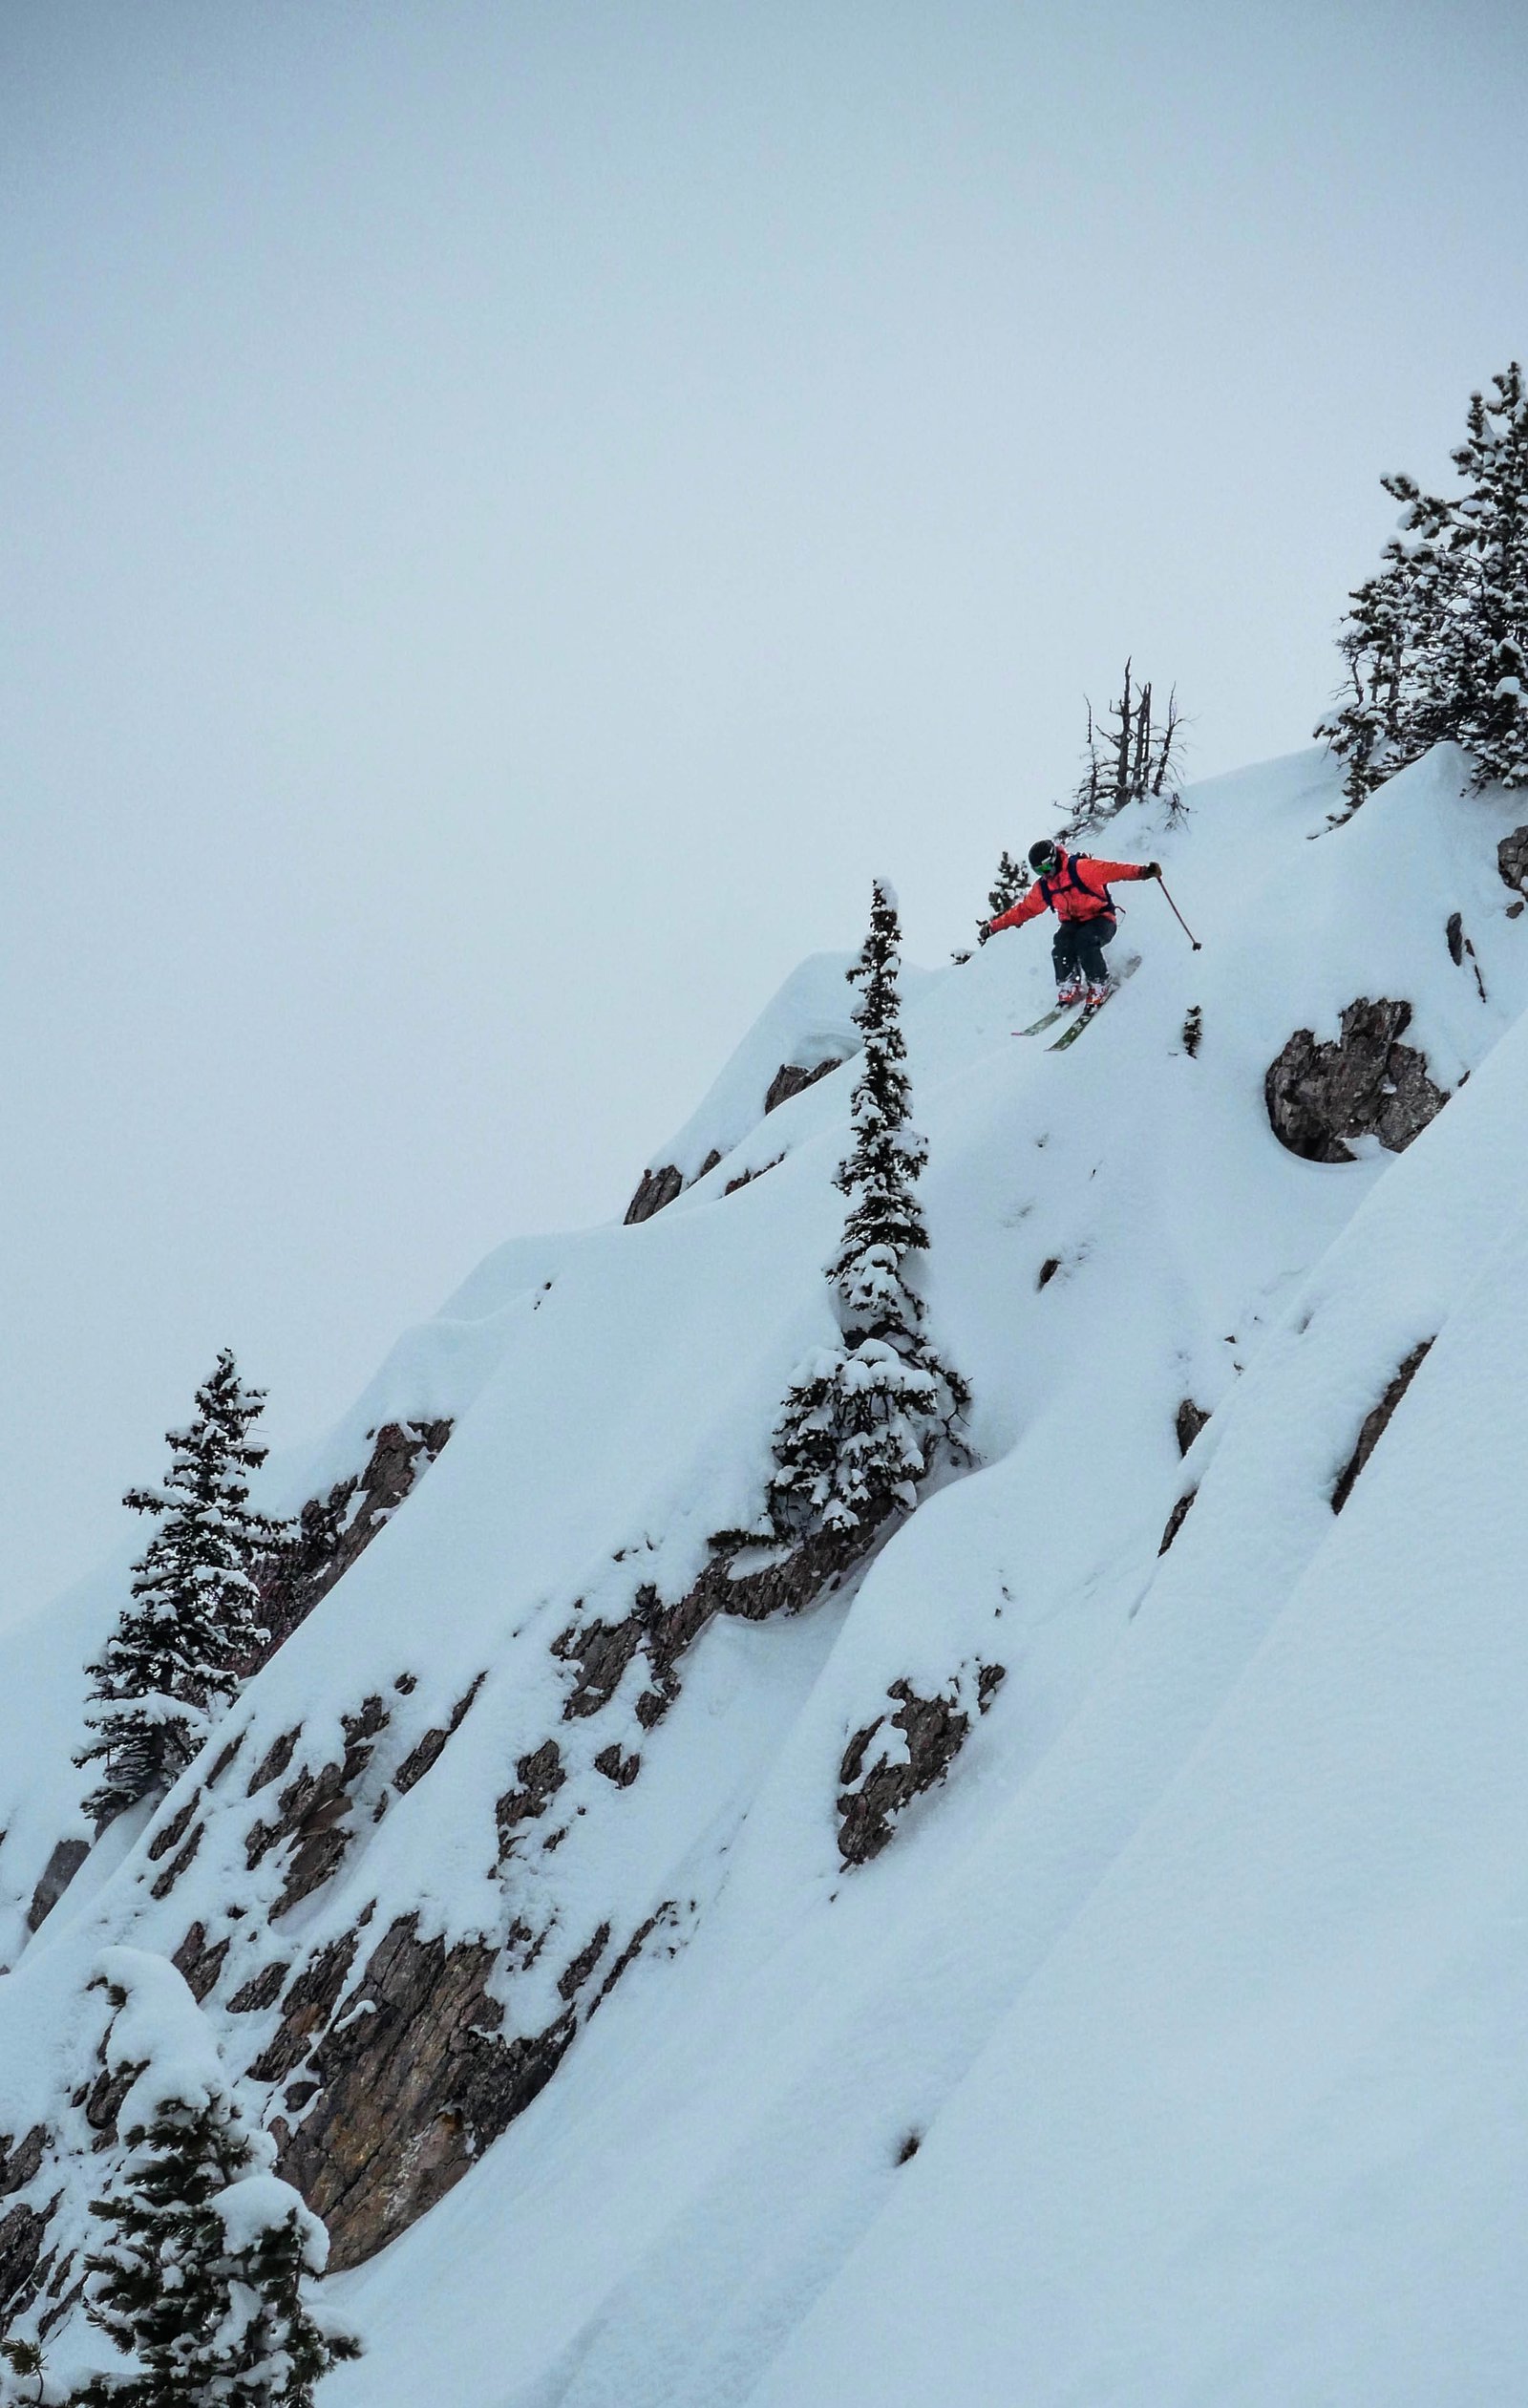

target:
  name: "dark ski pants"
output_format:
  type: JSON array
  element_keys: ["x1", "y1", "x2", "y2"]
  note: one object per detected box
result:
[{"x1": 1052, "y1": 912, "x2": 1117, "y2": 990}]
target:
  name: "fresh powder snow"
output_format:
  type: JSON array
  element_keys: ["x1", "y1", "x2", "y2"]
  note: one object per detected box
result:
[{"x1": 4, "y1": 739, "x2": 1528, "y2": 2404}]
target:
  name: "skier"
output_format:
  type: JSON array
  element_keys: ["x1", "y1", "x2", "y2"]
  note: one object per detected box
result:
[{"x1": 979, "y1": 838, "x2": 1160, "y2": 1007}]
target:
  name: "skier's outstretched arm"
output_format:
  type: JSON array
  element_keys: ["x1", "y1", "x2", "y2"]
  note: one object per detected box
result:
[
  {"x1": 1089, "y1": 856, "x2": 1161, "y2": 882},
  {"x1": 983, "y1": 886, "x2": 1048, "y2": 941}
]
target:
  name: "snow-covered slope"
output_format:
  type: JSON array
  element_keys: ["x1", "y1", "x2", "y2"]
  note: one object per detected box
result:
[{"x1": 5, "y1": 741, "x2": 1528, "y2": 2402}]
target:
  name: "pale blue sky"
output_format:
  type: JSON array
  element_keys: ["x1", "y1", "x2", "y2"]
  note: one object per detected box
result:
[{"x1": 4, "y1": 0, "x2": 1526, "y2": 1615}]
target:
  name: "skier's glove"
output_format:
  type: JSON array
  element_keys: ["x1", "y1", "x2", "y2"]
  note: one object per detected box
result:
[
  {"x1": 1143, "y1": 862, "x2": 1162, "y2": 879},
  {"x1": 977, "y1": 919, "x2": 992, "y2": 946}
]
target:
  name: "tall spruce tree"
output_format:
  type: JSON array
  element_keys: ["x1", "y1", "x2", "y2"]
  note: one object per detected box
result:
[
  {"x1": 78, "y1": 1950, "x2": 360, "y2": 2408},
  {"x1": 765, "y1": 882, "x2": 968, "y2": 1542},
  {"x1": 77, "y1": 1353, "x2": 289, "y2": 1828},
  {"x1": 1437, "y1": 363, "x2": 1528, "y2": 787},
  {"x1": 1318, "y1": 365, "x2": 1528, "y2": 800}
]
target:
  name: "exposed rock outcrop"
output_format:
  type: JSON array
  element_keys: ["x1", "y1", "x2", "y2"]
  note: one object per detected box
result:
[
  {"x1": 624, "y1": 1164, "x2": 685, "y2": 1225},
  {"x1": 255, "y1": 1419, "x2": 453, "y2": 1661},
  {"x1": 273, "y1": 1916, "x2": 578, "y2": 2268},
  {"x1": 0, "y1": 2124, "x2": 50, "y2": 2323},
  {"x1": 25, "y1": 1839, "x2": 89, "y2": 1935},
  {"x1": 244, "y1": 1696, "x2": 390, "y2": 1916},
  {"x1": 553, "y1": 1524, "x2": 865, "y2": 1734},
  {"x1": 837, "y1": 1665, "x2": 1006, "y2": 1867},
  {"x1": 763, "y1": 1055, "x2": 842, "y2": 1114},
  {"x1": 494, "y1": 1739, "x2": 567, "y2": 1858},
  {"x1": 1175, "y1": 1398, "x2": 1210, "y2": 1457},
  {"x1": 393, "y1": 1674, "x2": 486, "y2": 1796},
  {"x1": 171, "y1": 1920, "x2": 230, "y2": 2003},
  {"x1": 1264, "y1": 999, "x2": 1448, "y2": 1163},
  {"x1": 1331, "y1": 1341, "x2": 1433, "y2": 1513},
  {"x1": 1159, "y1": 1487, "x2": 1198, "y2": 1554},
  {"x1": 1496, "y1": 824, "x2": 1528, "y2": 898},
  {"x1": 724, "y1": 1155, "x2": 783, "y2": 1196},
  {"x1": 624, "y1": 1055, "x2": 843, "y2": 1224}
]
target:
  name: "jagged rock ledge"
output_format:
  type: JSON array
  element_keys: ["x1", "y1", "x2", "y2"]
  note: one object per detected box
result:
[
  {"x1": 624, "y1": 1054, "x2": 843, "y2": 1224},
  {"x1": 838, "y1": 1665, "x2": 1006, "y2": 1867},
  {"x1": 1264, "y1": 998, "x2": 1447, "y2": 1164}
]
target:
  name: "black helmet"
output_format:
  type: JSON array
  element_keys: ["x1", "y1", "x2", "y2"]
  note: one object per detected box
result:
[{"x1": 1028, "y1": 839, "x2": 1062, "y2": 875}]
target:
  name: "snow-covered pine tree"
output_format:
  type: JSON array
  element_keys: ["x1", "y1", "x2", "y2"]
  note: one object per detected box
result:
[
  {"x1": 1313, "y1": 491, "x2": 1436, "y2": 815},
  {"x1": 77, "y1": 1950, "x2": 360, "y2": 2408},
  {"x1": 1318, "y1": 367, "x2": 1528, "y2": 800},
  {"x1": 1438, "y1": 363, "x2": 1528, "y2": 789},
  {"x1": 76, "y1": 1352, "x2": 291, "y2": 1828},
  {"x1": 766, "y1": 882, "x2": 968, "y2": 1542}
]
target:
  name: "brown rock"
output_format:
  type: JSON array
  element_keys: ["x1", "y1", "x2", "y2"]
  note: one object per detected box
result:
[
  {"x1": 25, "y1": 1839, "x2": 89, "y2": 1933},
  {"x1": 172, "y1": 1921, "x2": 230, "y2": 2003},
  {"x1": 724, "y1": 1155, "x2": 784, "y2": 1196},
  {"x1": 557, "y1": 1923, "x2": 612, "y2": 2002},
  {"x1": 590, "y1": 1903, "x2": 677, "y2": 2010},
  {"x1": 1159, "y1": 1489, "x2": 1198, "y2": 1554},
  {"x1": 245, "y1": 1697, "x2": 389, "y2": 1915},
  {"x1": 246, "y1": 1727, "x2": 301, "y2": 1798},
  {"x1": 1331, "y1": 1341, "x2": 1433, "y2": 1513},
  {"x1": 394, "y1": 1673, "x2": 487, "y2": 1796},
  {"x1": 150, "y1": 1821, "x2": 204, "y2": 1902},
  {"x1": 552, "y1": 1611, "x2": 647, "y2": 1719},
  {"x1": 592, "y1": 1743, "x2": 641, "y2": 1787},
  {"x1": 764, "y1": 1056, "x2": 842, "y2": 1115},
  {"x1": 1496, "y1": 825, "x2": 1528, "y2": 895},
  {"x1": 0, "y1": 2126, "x2": 46, "y2": 2200},
  {"x1": 228, "y1": 1960, "x2": 290, "y2": 2014},
  {"x1": 0, "y1": 2199, "x2": 50, "y2": 2323},
  {"x1": 624, "y1": 1164, "x2": 685, "y2": 1225},
  {"x1": 837, "y1": 1666, "x2": 1005, "y2": 1867},
  {"x1": 146, "y1": 1792, "x2": 201, "y2": 1862},
  {"x1": 254, "y1": 1420, "x2": 453, "y2": 1662},
  {"x1": 275, "y1": 1915, "x2": 579, "y2": 2269},
  {"x1": 249, "y1": 1929, "x2": 363, "y2": 2085},
  {"x1": 1175, "y1": 1398, "x2": 1210, "y2": 1457},
  {"x1": 1264, "y1": 998, "x2": 1448, "y2": 1163},
  {"x1": 495, "y1": 1739, "x2": 567, "y2": 1857}
]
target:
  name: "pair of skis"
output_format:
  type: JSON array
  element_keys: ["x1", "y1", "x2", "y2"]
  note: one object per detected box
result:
[{"x1": 1012, "y1": 954, "x2": 1141, "y2": 1050}]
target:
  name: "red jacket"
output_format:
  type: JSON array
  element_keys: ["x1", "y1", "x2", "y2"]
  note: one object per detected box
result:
[{"x1": 989, "y1": 849, "x2": 1149, "y2": 930}]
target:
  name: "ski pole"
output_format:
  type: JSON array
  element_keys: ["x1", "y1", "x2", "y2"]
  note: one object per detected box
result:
[{"x1": 1157, "y1": 876, "x2": 1201, "y2": 951}]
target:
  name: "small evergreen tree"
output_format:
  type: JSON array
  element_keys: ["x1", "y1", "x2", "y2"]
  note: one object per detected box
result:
[
  {"x1": 77, "y1": 1353, "x2": 290, "y2": 1828},
  {"x1": 79, "y1": 1950, "x2": 360, "y2": 2408},
  {"x1": 987, "y1": 848, "x2": 1029, "y2": 919},
  {"x1": 765, "y1": 882, "x2": 968, "y2": 1541},
  {"x1": 954, "y1": 848, "x2": 1032, "y2": 961}
]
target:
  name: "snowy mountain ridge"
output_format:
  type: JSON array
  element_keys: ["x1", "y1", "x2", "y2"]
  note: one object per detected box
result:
[{"x1": 6, "y1": 739, "x2": 1528, "y2": 2402}]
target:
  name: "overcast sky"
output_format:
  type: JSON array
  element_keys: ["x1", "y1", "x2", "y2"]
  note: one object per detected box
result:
[{"x1": 4, "y1": 0, "x2": 1526, "y2": 1622}]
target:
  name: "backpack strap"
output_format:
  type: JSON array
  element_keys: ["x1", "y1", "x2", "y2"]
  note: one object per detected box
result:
[{"x1": 1042, "y1": 853, "x2": 1122, "y2": 921}]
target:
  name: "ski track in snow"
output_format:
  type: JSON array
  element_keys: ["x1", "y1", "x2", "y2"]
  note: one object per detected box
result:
[{"x1": 4, "y1": 743, "x2": 1528, "y2": 2402}]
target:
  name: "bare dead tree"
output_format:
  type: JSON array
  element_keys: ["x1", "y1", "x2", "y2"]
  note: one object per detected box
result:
[{"x1": 1067, "y1": 661, "x2": 1188, "y2": 832}]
